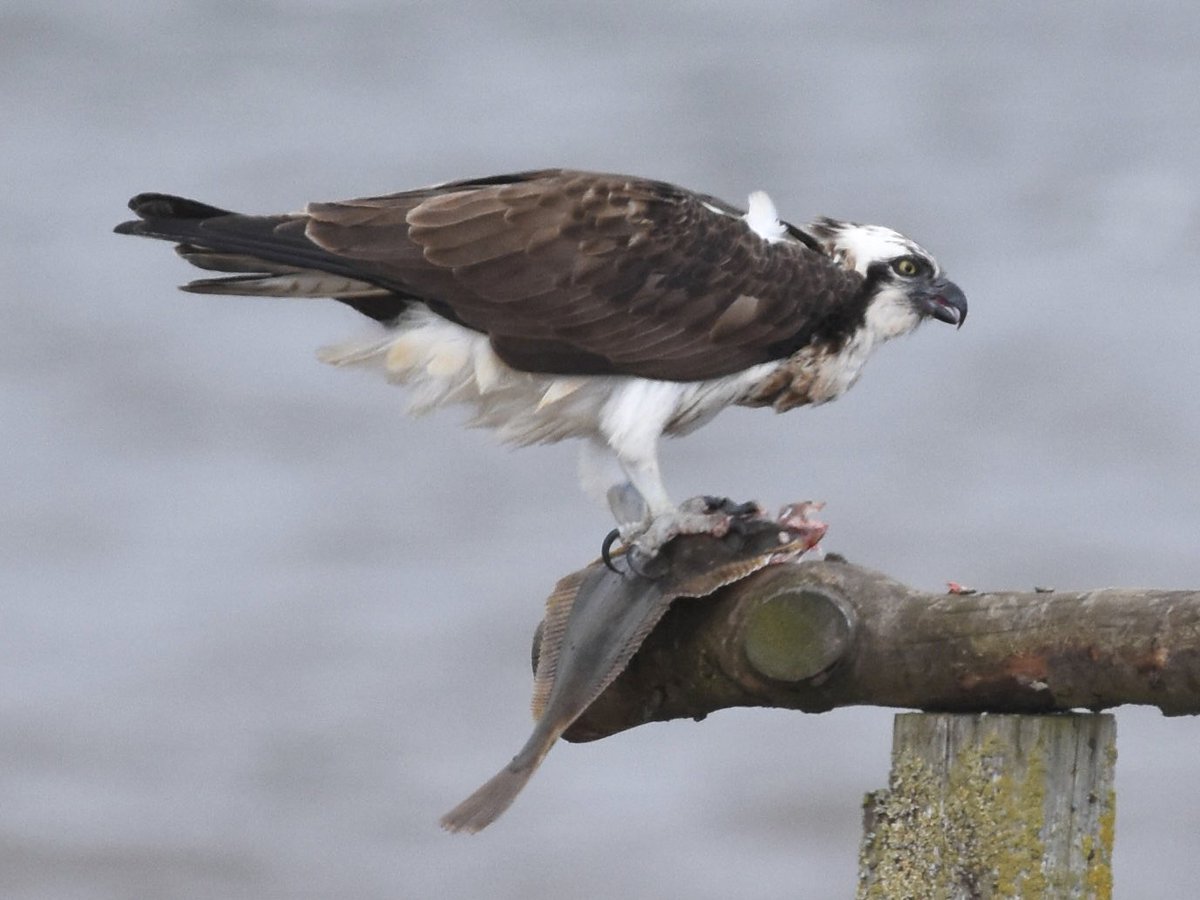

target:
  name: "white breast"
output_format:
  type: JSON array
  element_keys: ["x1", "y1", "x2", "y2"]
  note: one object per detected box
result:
[{"x1": 316, "y1": 308, "x2": 778, "y2": 446}]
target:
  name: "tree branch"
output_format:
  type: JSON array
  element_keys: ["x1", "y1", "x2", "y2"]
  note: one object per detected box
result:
[{"x1": 563, "y1": 558, "x2": 1200, "y2": 743}]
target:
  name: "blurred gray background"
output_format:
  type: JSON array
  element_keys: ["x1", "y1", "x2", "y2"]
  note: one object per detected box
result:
[{"x1": 4, "y1": 2, "x2": 1198, "y2": 897}]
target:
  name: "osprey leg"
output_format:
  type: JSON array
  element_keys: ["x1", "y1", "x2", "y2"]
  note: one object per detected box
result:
[
  {"x1": 613, "y1": 449, "x2": 674, "y2": 525},
  {"x1": 612, "y1": 450, "x2": 739, "y2": 558}
]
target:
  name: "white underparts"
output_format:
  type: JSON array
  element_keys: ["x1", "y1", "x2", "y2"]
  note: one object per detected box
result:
[
  {"x1": 317, "y1": 309, "x2": 779, "y2": 514},
  {"x1": 743, "y1": 191, "x2": 789, "y2": 243}
]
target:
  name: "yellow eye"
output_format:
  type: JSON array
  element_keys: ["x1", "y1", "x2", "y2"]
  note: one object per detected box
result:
[{"x1": 893, "y1": 257, "x2": 920, "y2": 277}]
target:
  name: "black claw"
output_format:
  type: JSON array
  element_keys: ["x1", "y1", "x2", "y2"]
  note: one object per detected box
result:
[
  {"x1": 700, "y1": 495, "x2": 730, "y2": 511},
  {"x1": 601, "y1": 529, "x2": 625, "y2": 575},
  {"x1": 700, "y1": 495, "x2": 759, "y2": 517},
  {"x1": 726, "y1": 515, "x2": 754, "y2": 536}
]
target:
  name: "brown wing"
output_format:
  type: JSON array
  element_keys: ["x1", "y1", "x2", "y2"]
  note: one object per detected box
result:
[
  {"x1": 117, "y1": 170, "x2": 867, "y2": 381},
  {"x1": 303, "y1": 170, "x2": 867, "y2": 380}
]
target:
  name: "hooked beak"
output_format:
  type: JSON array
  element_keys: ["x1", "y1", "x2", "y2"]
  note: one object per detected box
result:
[{"x1": 922, "y1": 279, "x2": 968, "y2": 328}]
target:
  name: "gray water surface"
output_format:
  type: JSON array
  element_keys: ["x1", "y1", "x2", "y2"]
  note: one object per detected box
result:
[{"x1": 4, "y1": 3, "x2": 1199, "y2": 897}]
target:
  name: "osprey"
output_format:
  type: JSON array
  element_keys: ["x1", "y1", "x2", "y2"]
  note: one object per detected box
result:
[{"x1": 115, "y1": 169, "x2": 967, "y2": 555}]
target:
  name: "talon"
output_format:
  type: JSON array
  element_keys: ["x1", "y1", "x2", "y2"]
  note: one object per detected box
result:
[
  {"x1": 726, "y1": 515, "x2": 754, "y2": 536},
  {"x1": 725, "y1": 499, "x2": 762, "y2": 517},
  {"x1": 697, "y1": 496, "x2": 760, "y2": 518},
  {"x1": 601, "y1": 528, "x2": 625, "y2": 575}
]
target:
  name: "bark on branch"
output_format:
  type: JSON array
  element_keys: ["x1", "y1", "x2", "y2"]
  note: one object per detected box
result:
[{"x1": 563, "y1": 558, "x2": 1200, "y2": 743}]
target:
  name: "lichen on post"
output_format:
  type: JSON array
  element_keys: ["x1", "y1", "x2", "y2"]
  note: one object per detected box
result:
[{"x1": 858, "y1": 712, "x2": 1115, "y2": 900}]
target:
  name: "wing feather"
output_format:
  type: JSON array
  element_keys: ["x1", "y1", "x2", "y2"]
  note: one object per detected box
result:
[{"x1": 121, "y1": 170, "x2": 867, "y2": 381}]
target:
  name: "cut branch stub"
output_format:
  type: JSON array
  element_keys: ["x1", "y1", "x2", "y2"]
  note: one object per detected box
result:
[{"x1": 739, "y1": 575, "x2": 856, "y2": 683}]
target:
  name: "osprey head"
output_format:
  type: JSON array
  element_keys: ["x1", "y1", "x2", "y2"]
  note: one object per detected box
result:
[{"x1": 808, "y1": 217, "x2": 968, "y2": 338}]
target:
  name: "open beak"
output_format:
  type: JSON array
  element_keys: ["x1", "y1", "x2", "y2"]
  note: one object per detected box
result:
[{"x1": 923, "y1": 280, "x2": 968, "y2": 329}]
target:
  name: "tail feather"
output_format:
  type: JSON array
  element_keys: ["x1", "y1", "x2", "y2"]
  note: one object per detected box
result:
[
  {"x1": 182, "y1": 273, "x2": 390, "y2": 300},
  {"x1": 116, "y1": 192, "x2": 409, "y2": 323},
  {"x1": 175, "y1": 245, "x2": 308, "y2": 275},
  {"x1": 122, "y1": 192, "x2": 237, "y2": 223},
  {"x1": 116, "y1": 193, "x2": 349, "y2": 273}
]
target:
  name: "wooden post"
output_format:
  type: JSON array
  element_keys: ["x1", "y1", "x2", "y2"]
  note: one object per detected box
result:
[{"x1": 858, "y1": 713, "x2": 1116, "y2": 900}]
